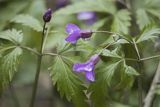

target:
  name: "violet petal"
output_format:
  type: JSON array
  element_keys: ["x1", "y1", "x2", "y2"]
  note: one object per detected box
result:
[
  {"x1": 89, "y1": 54, "x2": 100, "y2": 65},
  {"x1": 73, "y1": 62, "x2": 94, "y2": 72},
  {"x1": 65, "y1": 31, "x2": 81, "y2": 44},
  {"x1": 66, "y1": 23, "x2": 80, "y2": 34},
  {"x1": 85, "y1": 71, "x2": 95, "y2": 82}
]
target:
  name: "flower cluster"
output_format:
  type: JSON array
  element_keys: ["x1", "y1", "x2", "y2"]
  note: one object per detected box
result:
[
  {"x1": 43, "y1": 9, "x2": 99, "y2": 82},
  {"x1": 64, "y1": 23, "x2": 100, "y2": 81}
]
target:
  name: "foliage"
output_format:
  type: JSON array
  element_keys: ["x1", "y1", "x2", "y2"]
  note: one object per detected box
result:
[
  {"x1": 11, "y1": 15, "x2": 43, "y2": 32},
  {"x1": 0, "y1": 0, "x2": 160, "y2": 107},
  {"x1": 50, "y1": 56, "x2": 88, "y2": 107}
]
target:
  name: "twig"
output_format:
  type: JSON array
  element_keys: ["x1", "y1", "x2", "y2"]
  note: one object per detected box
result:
[
  {"x1": 92, "y1": 30, "x2": 133, "y2": 44},
  {"x1": 132, "y1": 39, "x2": 143, "y2": 107},
  {"x1": 20, "y1": 46, "x2": 40, "y2": 56},
  {"x1": 143, "y1": 61, "x2": 160, "y2": 107},
  {"x1": 140, "y1": 55, "x2": 160, "y2": 61}
]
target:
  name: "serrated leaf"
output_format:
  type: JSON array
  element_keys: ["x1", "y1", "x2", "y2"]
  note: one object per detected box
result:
[
  {"x1": 111, "y1": 9, "x2": 131, "y2": 34},
  {"x1": 0, "y1": 46, "x2": 16, "y2": 54},
  {"x1": 0, "y1": 1, "x2": 28, "y2": 30},
  {"x1": 135, "y1": 0, "x2": 160, "y2": 29},
  {"x1": 145, "y1": 0, "x2": 160, "y2": 18},
  {"x1": 102, "y1": 48, "x2": 122, "y2": 58},
  {"x1": 0, "y1": 29, "x2": 23, "y2": 44},
  {"x1": 11, "y1": 14, "x2": 43, "y2": 32},
  {"x1": 88, "y1": 61, "x2": 121, "y2": 107},
  {"x1": 136, "y1": 9, "x2": 151, "y2": 30},
  {"x1": 54, "y1": 0, "x2": 116, "y2": 15},
  {"x1": 116, "y1": 62, "x2": 135, "y2": 89},
  {"x1": 88, "y1": 79, "x2": 109, "y2": 107},
  {"x1": 103, "y1": 61, "x2": 122, "y2": 85},
  {"x1": 0, "y1": 47, "x2": 22, "y2": 92},
  {"x1": 124, "y1": 61, "x2": 139, "y2": 76},
  {"x1": 136, "y1": 27, "x2": 160, "y2": 43},
  {"x1": 50, "y1": 56, "x2": 88, "y2": 107}
]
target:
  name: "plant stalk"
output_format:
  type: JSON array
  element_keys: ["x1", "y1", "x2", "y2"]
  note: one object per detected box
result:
[
  {"x1": 144, "y1": 61, "x2": 160, "y2": 107},
  {"x1": 133, "y1": 39, "x2": 143, "y2": 107},
  {"x1": 29, "y1": 22, "x2": 46, "y2": 107}
]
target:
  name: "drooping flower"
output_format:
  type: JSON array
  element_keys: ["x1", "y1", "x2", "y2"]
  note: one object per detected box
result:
[
  {"x1": 65, "y1": 23, "x2": 92, "y2": 44},
  {"x1": 73, "y1": 54, "x2": 100, "y2": 82},
  {"x1": 43, "y1": 8, "x2": 52, "y2": 22},
  {"x1": 77, "y1": 12, "x2": 97, "y2": 25}
]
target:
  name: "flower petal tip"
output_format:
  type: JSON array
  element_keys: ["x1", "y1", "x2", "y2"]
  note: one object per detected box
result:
[{"x1": 86, "y1": 71, "x2": 95, "y2": 82}]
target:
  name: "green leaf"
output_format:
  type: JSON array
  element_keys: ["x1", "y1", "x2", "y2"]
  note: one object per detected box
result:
[
  {"x1": 0, "y1": 47, "x2": 22, "y2": 92},
  {"x1": 136, "y1": 27, "x2": 160, "y2": 43},
  {"x1": 123, "y1": 61, "x2": 139, "y2": 76},
  {"x1": 102, "y1": 48, "x2": 122, "y2": 58},
  {"x1": 135, "y1": 0, "x2": 160, "y2": 29},
  {"x1": 50, "y1": 56, "x2": 88, "y2": 107},
  {"x1": 145, "y1": 0, "x2": 160, "y2": 18},
  {"x1": 111, "y1": 9, "x2": 131, "y2": 34},
  {"x1": 91, "y1": 18, "x2": 107, "y2": 30},
  {"x1": 116, "y1": 62, "x2": 135, "y2": 89},
  {"x1": 88, "y1": 79, "x2": 109, "y2": 107},
  {"x1": 0, "y1": 46, "x2": 16, "y2": 54},
  {"x1": 88, "y1": 61, "x2": 121, "y2": 107},
  {"x1": 0, "y1": 1, "x2": 28, "y2": 30},
  {"x1": 11, "y1": 14, "x2": 43, "y2": 32},
  {"x1": 0, "y1": 29, "x2": 23, "y2": 44},
  {"x1": 54, "y1": 0, "x2": 116, "y2": 15},
  {"x1": 103, "y1": 61, "x2": 122, "y2": 85},
  {"x1": 136, "y1": 9, "x2": 151, "y2": 30}
]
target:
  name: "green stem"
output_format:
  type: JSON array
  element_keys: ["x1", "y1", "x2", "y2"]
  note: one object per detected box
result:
[
  {"x1": 92, "y1": 30, "x2": 133, "y2": 44},
  {"x1": 20, "y1": 46, "x2": 40, "y2": 56},
  {"x1": 29, "y1": 22, "x2": 46, "y2": 107},
  {"x1": 140, "y1": 55, "x2": 160, "y2": 61},
  {"x1": 43, "y1": 52, "x2": 57, "y2": 57},
  {"x1": 132, "y1": 39, "x2": 143, "y2": 107}
]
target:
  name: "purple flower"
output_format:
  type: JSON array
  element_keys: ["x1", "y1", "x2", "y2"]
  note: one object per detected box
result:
[
  {"x1": 43, "y1": 8, "x2": 52, "y2": 22},
  {"x1": 65, "y1": 23, "x2": 92, "y2": 44},
  {"x1": 73, "y1": 54, "x2": 100, "y2": 82},
  {"x1": 55, "y1": 0, "x2": 69, "y2": 10},
  {"x1": 77, "y1": 12, "x2": 97, "y2": 25}
]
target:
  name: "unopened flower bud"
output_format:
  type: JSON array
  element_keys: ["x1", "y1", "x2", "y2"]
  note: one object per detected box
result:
[{"x1": 43, "y1": 8, "x2": 52, "y2": 22}]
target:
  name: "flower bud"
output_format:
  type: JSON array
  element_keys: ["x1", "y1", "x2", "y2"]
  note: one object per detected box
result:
[{"x1": 43, "y1": 8, "x2": 52, "y2": 22}]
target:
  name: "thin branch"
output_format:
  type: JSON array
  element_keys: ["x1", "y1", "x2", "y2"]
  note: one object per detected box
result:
[
  {"x1": 132, "y1": 39, "x2": 143, "y2": 107},
  {"x1": 141, "y1": 55, "x2": 160, "y2": 61},
  {"x1": 125, "y1": 58, "x2": 138, "y2": 62},
  {"x1": 20, "y1": 46, "x2": 40, "y2": 56},
  {"x1": 92, "y1": 30, "x2": 133, "y2": 44},
  {"x1": 144, "y1": 61, "x2": 160, "y2": 107},
  {"x1": 43, "y1": 52, "x2": 58, "y2": 57}
]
